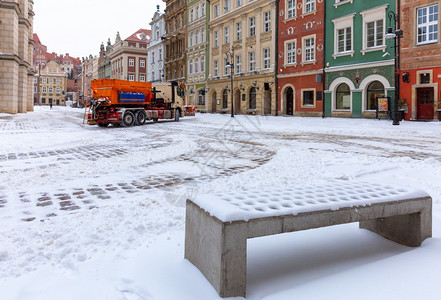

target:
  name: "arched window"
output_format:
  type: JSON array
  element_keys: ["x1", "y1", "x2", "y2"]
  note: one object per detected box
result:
[
  {"x1": 249, "y1": 87, "x2": 257, "y2": 109},
  {"x1": 366, "y1": 81, "x2": 385, "y2": 110},
  {"x1": 189, "y1": 59, "x2": 193, "y2": 74},
  {"x1": 336, "y1": 83, "x2": 350, "y2": 110},
  {"x1": 222, "y1": 89, "x2": 228, "y2": 109},
  {"x1": 195, "y1": 58, "x2": 199, "y2": 73},
  {"x1": 201, "y1": 56, "x2": 205, "y2": 72}
]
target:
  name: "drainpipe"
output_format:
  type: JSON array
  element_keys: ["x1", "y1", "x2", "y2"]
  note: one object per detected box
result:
[
  {"x1": 275, "y1": 0, "x2": 280, "y2": 116},
  {"x1": 322, "y1": 1, "x2": 326, "y2": 119}
]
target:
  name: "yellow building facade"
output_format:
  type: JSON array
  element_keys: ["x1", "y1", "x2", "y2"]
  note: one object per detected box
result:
[
  {"x1": 39, "y1": 60, "x2": 68, "y2": 106},
  {"x1": 207, "y1": 0, "x2": 277, "y2": 115}
]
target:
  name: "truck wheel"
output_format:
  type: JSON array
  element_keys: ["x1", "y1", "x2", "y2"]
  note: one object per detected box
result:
[
  {"x1": 135, "y1": 110, "x2": 146, "y2": 126},
  {"x1": 122, "y1": 111, "x2": 135, "y2": 127},
  {"x1": 174, "y1": 109, "x2": 180, "y2": 122}
]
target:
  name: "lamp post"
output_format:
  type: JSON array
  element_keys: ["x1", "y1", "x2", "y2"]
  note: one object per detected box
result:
[
  {"x1": 224, "y1": 46, "x2": 235, "y2": 118},
  {"x1": 385, "y1": 9, "x2": 403, "y2": 126}
]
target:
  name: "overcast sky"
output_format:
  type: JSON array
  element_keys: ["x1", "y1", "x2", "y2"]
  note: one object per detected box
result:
[{"x1": 33, "y1": 0, "x2": 166, "y2": 59}]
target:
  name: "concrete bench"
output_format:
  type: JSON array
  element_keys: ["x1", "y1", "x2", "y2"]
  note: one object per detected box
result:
[{"x1": 184, "y1": 181, "x2": 432, "y2": 298}]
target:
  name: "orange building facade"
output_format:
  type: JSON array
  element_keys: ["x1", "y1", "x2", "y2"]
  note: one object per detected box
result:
[{"x1": 400, "y1": 1, "x2": 441, "y2": 120}]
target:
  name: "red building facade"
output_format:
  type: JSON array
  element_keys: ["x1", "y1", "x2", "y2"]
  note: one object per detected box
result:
[
  {"x1": 400, "y1": 1, "x2": 440, "y2": 121},
  {"x1": 277, "y1": 0, "x2": 325, "y2": 116}
]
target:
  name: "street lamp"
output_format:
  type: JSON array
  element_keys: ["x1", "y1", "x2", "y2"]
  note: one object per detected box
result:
[
  {"x1": 385, "y1": 10, "x2": 403, "y2": 126},
  {"x1": 224, "y1": 46, "x2": 235, "y2": 118}
]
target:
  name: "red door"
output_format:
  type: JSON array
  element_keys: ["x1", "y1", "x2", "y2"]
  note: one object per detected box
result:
[{"x1": 417, "y1": 88, "x2": 434, "y2": 120}]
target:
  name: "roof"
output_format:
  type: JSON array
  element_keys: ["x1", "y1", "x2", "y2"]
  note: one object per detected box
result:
[{"x1": 125, "y1": 29, "x2": 151, "y2": 43}]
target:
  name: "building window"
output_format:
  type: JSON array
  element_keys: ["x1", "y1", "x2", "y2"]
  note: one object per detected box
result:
[
  {"x1": 302, "y1": 90, "x2": 315, "y2": 106},
  {"x1": 235, "y1": 55, "x2": 241, "y2": 74},
  {"x1": 366, "y1": 81, "x2": 384, "y2": 110},
  {"x1": 249, "y1": 17, "x2": 256, "y2": 36},
  {"x1": 201, "y1": 29, "x2": 205, "y2": 43},
  {"x1": 236, "y1": 22, "x2": 242, "y2": 41},
  {"x1": 56, "y1": 78, "x2": 61, "y2": 84},
  {"x1": 42, "y1": 77, "x2": 47, "y2": 83},
  {"x1": 286, "y1": 40, "x2": 296, "y2": 65},
  {"x1": 56, "y1": 87, "x2": 61, "y2": 94},
  {"x1": 33, "y1": 77, "x2": 37, "y2": 83},
  {"x1": 195, "y1": 58, "x2": 199, "y2": 73},
  {"x1": 129, "y1": 59, "x2": 134, "y2": 67},
  {"x1": 189, "y1": 59, "x2": 193, "y2": 74},
  {"x1": 420, "y1": 73, "x2": 431, "y2": 84},
  {"x1": 417, "y1": 4, "x2": 439, "y2": 44},
  {"x1": 303, "y1": 36, "x2": 315, "y2": 62},
  {"x1": 42, "y1": 87, "x2": 47, "y2": 93},
  {"x1": 48, "y1": 87, "x2": 53, "y2": 93},
  {"x1": 287, "y1": 0, "x2": 296, "y2": 19},
  {"x1": 338, "y1": 27, "x2": 352, "y2": 53},
  {"x1": 304, "y1": 0, "x2": 315, "y2": 14},
  {"x1": 190, "y1": 33, "x2": 194, "y2": 47},
  {"x1": 336, "y1": 83, "x2": 351, "y2": 110},
  {"x1": 225, "y1": 0, "x2": 230, "y2": 12},
  {"x1": 214, "y1": 4, "x2": 219, "y2": 17},
  {"x1": 214, "y1": 31, "x2": 219, "y2": 47},
  {"x1": 249, "y1": 87, "x2": 257, "y2": 109},
  {"x1": 366, "y1": 20, "x2": 383, "y2": 48},
  {"x1": 198, "y1": 90, "x2": 205, "y2": 106},
  {"x1": 129, "y1": 74, "x2": 135, "y2": 81},
  {"x1": 140, "y1": 75, "x2": 145, "y2": 82},
  {"x1": 202, "y1": 3, "x2": 205, "y2": 16},
  {"x1": 263, "y1": 48, "x2": 270, "y2": 69},
  {"x1": 196, "y1": 6, "x2": 199, "y2": 19},
  {"x1": 224, "y1": 57, "x2": 230, "y2": 75},
  {"x1": 201, "y1": 56, "x2": 205, "y2": 72},
  {"x1": 42, "y1": 98, "x2": 46, "y2": 104},
  {"x1": 140, "y1": 60, "x2": 145, "y2": 67},
  {"x1": 214, "y1": 60, "x2": 219, "y2": 76},
  {"x1": 249, "y1": 52, "x2": 255, "y2": 71},
  {"x1": 224, "y1": 27, "x2": 230, "y2": 44},
  {"x1": 190, "y1": 9, "x2": 194, "y2": 22},
  {"x1": 49, "y1": 78, "x2": 53, "y2": 83},
  {"x1": 237, "y1": 0, "x2": 243, "y2": 7},
  {"x1": 222, "y1": 89, "x2": 228, "y2": 109},
  {"x1": 196, "y1": 30, "x2": 199, "y2": 44},
  {"x1": 264, "y1": 11, "x2": 271, "y2": 32}
]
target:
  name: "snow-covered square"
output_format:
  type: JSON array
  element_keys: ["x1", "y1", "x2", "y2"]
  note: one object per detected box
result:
[{"x1": 0, "y1": 107, "x2": 440, "y2": 299}]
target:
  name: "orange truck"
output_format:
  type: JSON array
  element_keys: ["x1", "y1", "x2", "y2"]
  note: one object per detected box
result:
[{"x1": 86, "y1": 79, "x2": 195, "y2": 127}]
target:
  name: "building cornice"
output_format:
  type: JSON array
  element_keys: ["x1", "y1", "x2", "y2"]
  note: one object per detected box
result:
[
  {"x1": 278, "y1": 70, "x2": 323, "y2": 79},
  {"x1": 325, "y1": 60, "x2": 394, "y2": 73}
]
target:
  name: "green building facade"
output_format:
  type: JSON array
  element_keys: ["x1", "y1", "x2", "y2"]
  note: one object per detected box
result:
[{"x1": 324, "y1": 0, "x2": 396, "y2": 118}]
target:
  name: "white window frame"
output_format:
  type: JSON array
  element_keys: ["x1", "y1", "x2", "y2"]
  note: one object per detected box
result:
[
  {"x1": 190, "y1": 33, "x2": 194, "y2": 47},
  {"x1": 129, "y1": 58, "x2": 135, "y2": 67},
  {"x1": 224, "y1": 26, "x2": 230, "y2": 44},
  {"x1": 235, "y1": 55, "x2": 242, "y2": 74},
  {"x1": 360, "y1": 5, "x2": 387, "y2": 53},
  {"x1": 332, "y1": 14, "x2": 355, "y2": 58},
  {"x1": 214, "y1": 30, "x2": 219, "y2": 47},
  {"x1": 214, "y1": 4, "x2": 219, "y2": 17},
  {"x1": 287, "y1": 0, "x2": 296, "y2": 19},
  {"x1": 214, "y1": 60, "x2": 219, "y2": 76},
  {"x1": 201, "y1": 29, "x2": 205, "y2": 43},
  {"x1": 195, "y1": 58, "x2": 199, "y2": 73},
  {"x1": 263, "y1": 48, "x2": 271, "y2": 70},
  {"x1": 249, "y1": 52, "x2": 256, "y2": 71},
  {"x1": 140, "y1": 75, "x2": 145, "y2": 82},
  {"x1": 285, "y1": 39, "x2": 297, "y2": 65},
  {"x1": 304, "y1": 0, "x2": 315, "y2": 14},
  {"x1": 224, "y1": 57, "x2": 230, "y2": 75},
  {"x1": 202, "y1": 3, "x2": 205, "y2": 16},
  {"x1": 249, "y1": 17, "x2": 256, "y2": 37},
  {"x1": 128, "y1": 74, "x2": 135, "y2": 81},
  {"x1": 225, "y1": 0, "x2": 230, "y2": 12},
  {"x1": 42, "y1": 86, "x2": 47, "y2": 93},
  {"x1": 56, "y1": 87, "x2": 61, "y2": 94},
  {"x1": 417, "y1": 4, "x2": 439, "y2": 45},
  {"x1": 196, "y1": 30, "x2": 199, "y2": 45},
  {"x1": 140, "y1": 59, "x2": 145, "y2": 67},
  {"x1": 189, "y1": 59, "x2": 193, "y2": 74},
  {"x1": 48, "y1": 87, "x2": 53, "y2": 93},
  {"x1": 303, "y1": 35, "x2": 315, "y2": 63},
  {"x1": 264, "y1": 11, "x2": 271, "y2": 32},
  {"x1": 237, "y1": 0, "x2": 243, "y2": 7},
  {"x1": 201, "y1": 56, "x2": 205, "y2": 72},
  {"x1": 236, "y1": 22, "x2": 242, "y2": 41}
]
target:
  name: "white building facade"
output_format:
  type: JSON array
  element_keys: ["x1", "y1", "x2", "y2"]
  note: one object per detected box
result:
[{"x1": 147, "y1": 6, "x2": 166, "y2": 83}]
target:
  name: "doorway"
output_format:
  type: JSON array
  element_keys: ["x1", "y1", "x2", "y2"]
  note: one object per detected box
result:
[
  {"x1": 264, "y1": 88, "x2": 272, "y2": 115},
  {"x1": 285, "y1": 87, "x2": 294, "y2": 115},
  {"x1": 234, "y1": 90, "x2": 241, "y2": 115},
  {"x1": 417, "y1": 88, "x2": 434, "y2": 120},
  {"x1": 211, "y1": 91, "x2": 217, "y2": 113}
]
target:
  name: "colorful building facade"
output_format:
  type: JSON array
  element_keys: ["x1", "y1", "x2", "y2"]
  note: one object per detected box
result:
[
  {"x1": 400, "y1": 1, "x2": 440, "y2": 121},
  {"x1": 324, "y1": 0, "x2": 396, "y2": 119},
  {"x1": 277, "y1": 0, "x2": 325, "y2": 117}
]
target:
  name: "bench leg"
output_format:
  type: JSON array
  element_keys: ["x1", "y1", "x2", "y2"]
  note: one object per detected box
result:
[
  {"x1": 359, "y1": 204, "x2": 432, "y2": 247},
  {"x1": 185, "y1": 201, "x2": 247, "y2": 298}
]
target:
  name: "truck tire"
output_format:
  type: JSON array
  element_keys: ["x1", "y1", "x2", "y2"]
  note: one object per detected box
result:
[
  {"x1": 122, "y1": 111, "x2": 135, "y2": 127},
  {"x1": 174, "y1": 109, "x2": 180, "y2": 122},
  {"x1": 135, "y1": 110, "x2": 146, "y2": 126}
]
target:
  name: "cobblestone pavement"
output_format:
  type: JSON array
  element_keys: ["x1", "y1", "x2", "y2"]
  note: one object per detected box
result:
[{"x1": 0, "y1": 110, "x2": 440, "y2": 224}]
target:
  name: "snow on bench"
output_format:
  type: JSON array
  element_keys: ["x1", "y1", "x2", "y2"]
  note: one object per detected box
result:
[{"x1": 184, "y1": 181, "x2": 432, "y2": 298}]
